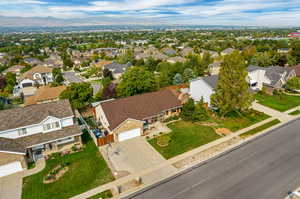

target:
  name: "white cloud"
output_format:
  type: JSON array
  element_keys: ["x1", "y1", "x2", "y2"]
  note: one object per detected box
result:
[{"x1": 0, "y1": 0, "x2": 46, "y2": 5}]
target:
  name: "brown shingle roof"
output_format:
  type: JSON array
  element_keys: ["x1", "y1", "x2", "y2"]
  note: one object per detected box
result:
[
  {"x1": 0, "y1": 137, "x2": 25, "y2": 153},
  {"x1": 24, "y1": 85, "x2": 66, "y2": 106},
  {"x1": 21, "y1": 66, "x2": 52, "y2": 80},
  {"x1": 0, "y1": 100, "x2": 74, "y2": 131},
  {"x1": 16, "y1": 125, "x2": 82, "y2": 148},
  {"x1": 100, "y1": 89, "x2": 182, "y2": 131},
  {"x1": 0, "y1": 125, "x2": 82, "y2": 153}
]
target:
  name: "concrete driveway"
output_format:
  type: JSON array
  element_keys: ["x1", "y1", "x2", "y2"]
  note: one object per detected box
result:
[
  {"x1": 102, "y1": 137, "x2": 176, "y2": 183},
  {"x1": 0, "y1": 172, "x2": 22, "y2": 199}
]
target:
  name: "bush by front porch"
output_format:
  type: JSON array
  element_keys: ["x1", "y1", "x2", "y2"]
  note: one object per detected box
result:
[{"x1": 22, "y1": 131, "x2": 114, "y2": 199}]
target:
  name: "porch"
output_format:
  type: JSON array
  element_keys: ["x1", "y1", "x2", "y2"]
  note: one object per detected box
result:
[{"x1": 26, "y1": 135, "x2": 82, "y2": 162}]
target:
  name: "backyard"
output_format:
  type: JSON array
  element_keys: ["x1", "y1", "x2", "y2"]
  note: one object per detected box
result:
[
  {"x1": 148, "y1": 121, "x2": 221, "y2": 159},
  {"x1": 255, "y1": 92, "x2": 300, "y2": 112},
  {"x1": 22, "y1": 131, "x2": 114, "y2": 199}
]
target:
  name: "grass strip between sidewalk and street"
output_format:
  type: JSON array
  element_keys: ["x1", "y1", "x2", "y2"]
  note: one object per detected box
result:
[
  {"x1": 240, "y1": 119, "x2": 281, "y2": 138},
  {"x1": 86, "y1": 190, "x2": 113, "y2": 199},
  {"x1": 289, "y1": 110, "x2": 300, "y2": 116}
]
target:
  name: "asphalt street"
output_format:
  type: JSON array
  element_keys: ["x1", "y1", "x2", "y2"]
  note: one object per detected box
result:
[{"x1": 125, "y1": 118, "x2": 300, "y2": 199}]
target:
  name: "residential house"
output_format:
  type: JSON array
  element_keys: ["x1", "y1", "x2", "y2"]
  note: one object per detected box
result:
[
  {"x1": 24, "y1": 85, "x2": 66, "y2": 106},
  {"x1": 248, "y1": 65, "x2": 296, "y2": 93},
  {"x1": 104, "y1": 62, "x2": 131, "y2": 79},
  {"x1": 2, "y1": 65, "x2": 26, "y2": 76},
  {"x1": 0, "y1": 100, "x2": 82, "y2": 177},
  {"x1": 152, "y1": 52, "x2": 169, "y2": 61},
  {"x1": 94, "y1": 89, "x2": 182, "y2": 142},
  {"x1": 15, "y1": 66, "x2": 53, "y2": 96},
  {"x1": 42, "y1": 54, "x2": 63, "y2": 68},
  {"x1": 221, "y1": 48, "x2": 235, "y2": 56},
  {"x1": 189, "y1": 75, "x2": 219, "y2": 106},
  {"x1": 24, "y1": 57, "x2": 42, "y2": 66},
  {"x1": 208, "y1": 62, "x2": 221, "y2": 75},
  {"x1": 180, "y1": 47, "x2": 194, "y2": 57},
  {"x1": 162, "y1": 48, "x2": 177, "y2": 57},
  {"x1": 167, "y1": 56, "x2": 186, "y2": 64}
]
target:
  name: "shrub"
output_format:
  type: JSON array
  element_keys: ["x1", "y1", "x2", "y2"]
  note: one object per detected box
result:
[{"x1": 156, "y1": 134, "x2": 171, "y2": 147}]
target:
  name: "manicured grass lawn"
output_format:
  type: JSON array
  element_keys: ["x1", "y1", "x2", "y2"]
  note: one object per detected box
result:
[
  {"x1": 87, "y1": 190, "x2": 113, "y2": 199},
  {"x1": 148, "y1": 121, "x2": 221, "y2": 159},
  {"x1": 240, "y1": 119, "x2": 281, "y2": 138},
  {"x1": 255, "y1": 92, "x2": 300, "y2": 112},
  {"x1": 289, "y1": 110, "x2": 300, "y2": 116},
  {"x1": 22, "y1": 132, "x2": 114, "y2": 199},
  {"x1": 211, "y1": 110, "x2": 270, "y2": 132}
]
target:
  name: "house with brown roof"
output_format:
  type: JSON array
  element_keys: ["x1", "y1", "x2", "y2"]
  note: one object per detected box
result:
[
  {"x1": 0, "y1": 100, "x2": 82, "y2": 177},
  {"x1": 94, "y1": 89, "x2": 182, "y2": 142},
  {"x1": 24, "y1": 85, "x2": 66, "y2": 106},
  {"x1": 2, "y1": 65, "x2": 26, "y2": 76},
  {"x1": 16, "y1": 66, "x2": 54, "y2": 97}
]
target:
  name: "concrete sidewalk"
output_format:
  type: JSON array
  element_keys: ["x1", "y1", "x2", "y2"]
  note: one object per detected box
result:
[
  {"x1": 71, "y1": 103, "x2": 300, "y2": 199},
  {"x1": 71, "y1": 117, "x2": 290, "y2": 199},
  {"x1": 252, "y1": 101, "x2": 293, "y2": 122}
]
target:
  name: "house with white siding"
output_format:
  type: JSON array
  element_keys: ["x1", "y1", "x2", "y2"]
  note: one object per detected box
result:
[{"x1": 0, "y1": 100, "x2": 82, "y2": 177}]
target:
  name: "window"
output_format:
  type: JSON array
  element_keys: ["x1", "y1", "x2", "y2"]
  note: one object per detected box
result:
[
  {"x1": 18, "y1": 128, "x2": 27, "y2": 136},
  {"x1": 43, "y1": 121, "x2": 60, "y2": 131},
  {"x1": 56, "y1": 137, "x2": 75, "y2": 145}
]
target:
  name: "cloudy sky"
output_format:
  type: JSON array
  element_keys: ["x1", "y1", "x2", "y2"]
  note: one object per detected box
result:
[{"x1": 1, "y1": 0, "x2": 300, "y2": 26}]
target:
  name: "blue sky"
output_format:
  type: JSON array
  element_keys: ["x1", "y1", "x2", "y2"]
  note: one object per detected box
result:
[{"x1": 1, "y1": 0, "x2": 300, "y2": 26}]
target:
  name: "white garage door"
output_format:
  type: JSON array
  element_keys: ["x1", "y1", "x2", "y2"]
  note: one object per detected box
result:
[
  {"x1": 0, "y1": 162, "x2": 23, "y2": 178},
  {"x1": 118, "y1": 128, "x2": 141, "y2": 142}
]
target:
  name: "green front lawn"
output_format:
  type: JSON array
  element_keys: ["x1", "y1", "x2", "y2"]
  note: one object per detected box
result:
[
  {"x1": 87, "y1": 190, "x2": 113, "y2": 199},
  {"x1": 255, "y1": 92, "x2": 300, "y2": 112},
  {"x1": 240, "y1": 119, "x2": 281, "y2": 138},
  {"x1": 210, "y1": 110, "x2": 270, "y2": 132},
  {"x1": 148, "y1": 121, "x2": 221, "y2": 159},
  {"x1": 22, "y1": 132, "x2": 114, "y2": 199}
]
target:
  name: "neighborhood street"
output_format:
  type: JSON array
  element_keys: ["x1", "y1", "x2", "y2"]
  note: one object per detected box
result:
[{"x1": 125, "y1": 118, "x2": 300, "y2": 199}]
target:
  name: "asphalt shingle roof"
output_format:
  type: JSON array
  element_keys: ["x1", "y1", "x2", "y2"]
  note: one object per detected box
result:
[
  {"x1": 0, "y1": 100, "x2": 74, "y2": 132},
  {"x1": 100, "y1": 89, "x2": 182, "y2": 131}
]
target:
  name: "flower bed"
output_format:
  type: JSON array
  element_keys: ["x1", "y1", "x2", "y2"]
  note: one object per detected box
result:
[{"x1": 43, "y1": 163, "x2": 69, "y2": 184}]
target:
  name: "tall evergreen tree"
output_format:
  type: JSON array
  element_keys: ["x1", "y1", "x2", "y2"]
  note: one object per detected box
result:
[{"x1": 211, "y1": 51, "x2": 253, "y2": 116}]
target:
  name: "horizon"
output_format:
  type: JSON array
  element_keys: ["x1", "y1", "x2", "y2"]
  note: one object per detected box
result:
[{"x1": 1, "y1": 0, "x2": 300, "y2": 27}]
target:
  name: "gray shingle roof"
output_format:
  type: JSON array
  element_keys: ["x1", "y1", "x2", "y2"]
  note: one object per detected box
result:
[
  {"x1": 104, "y1": 62, "x2": 131, "y2": 74},
  {"x1": 202, "y1": 75, "x2": 219, "y2": 89},
  {"x1": 0, "y1": 100, "x2": 74, "y2": 132},
  {"x1": 248, "y1": 65, "x2": 295, "y2": 87}
]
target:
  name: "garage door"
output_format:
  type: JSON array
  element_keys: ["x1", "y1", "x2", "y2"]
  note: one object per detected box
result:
[
  {"x1": 118, "y1": 128, "x2": 141, "y2": 142},
  {"x1": 0, "y1": 162, "x2": 23, "y2": 178}
]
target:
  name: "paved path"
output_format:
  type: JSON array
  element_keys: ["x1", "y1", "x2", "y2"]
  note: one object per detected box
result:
[
  {"x1": 125, "y1": 118, "x2": 300, "y2": 199},
  {"x1": 23, "y1": 158, "x2": 45, "y2": 177},
  {"x1": 252, "y1": 101, "x2": 293, "y2": 122},
  {"x1": 0, "y1": 172, "x2": 22, "y2": 199}
]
